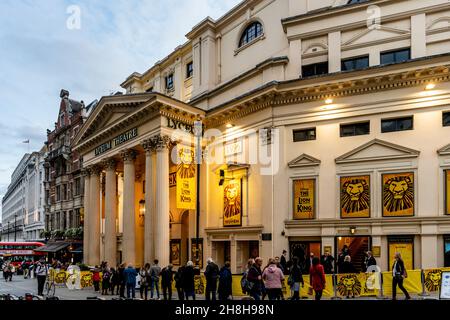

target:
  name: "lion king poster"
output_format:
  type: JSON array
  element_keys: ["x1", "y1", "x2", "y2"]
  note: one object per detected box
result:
[
  {"x1": 340, "y1": 175, "x2": 370, "y2": 218},
  {"x1": 382, "y1": 172, "x2": 414, "y2": 217},
  {"x1": 176, "y1": 146, "x2": 196, "y2": 210},
  {"x1": 223, "y1": 179, "x2": 242, "y2": 227},
  {"x1": 293, "y1": 179, "x2": 315, "y2": 219},
  {"x1": 446, "y1": 170, "x2": 450, "y2": 215}
]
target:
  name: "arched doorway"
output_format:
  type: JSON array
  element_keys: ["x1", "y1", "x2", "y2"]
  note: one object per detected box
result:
[{"x1": 180, "y1": 210, "x2": 190, "y2": 266}]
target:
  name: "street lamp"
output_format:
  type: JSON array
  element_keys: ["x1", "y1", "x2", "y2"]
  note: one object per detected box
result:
[{"x1": 194, "y1": 118, "x2": 202, "y2": 268}]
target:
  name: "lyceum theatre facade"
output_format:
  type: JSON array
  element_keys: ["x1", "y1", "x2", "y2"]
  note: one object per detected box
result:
[{"x1": 73, "y1": 0, "x2": 450, "y2": 273}]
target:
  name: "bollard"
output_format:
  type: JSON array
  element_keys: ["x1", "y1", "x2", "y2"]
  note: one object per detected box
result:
[
  {"x1": 419, "y1": 269, "x2": 430, "y2": 297},
  {"x1": 331, "y1": 273, "x2": 341, "y2": 300}
]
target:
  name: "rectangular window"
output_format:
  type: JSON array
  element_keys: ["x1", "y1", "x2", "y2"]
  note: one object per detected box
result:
[
  {"x1": 62, "y1": 184, "x2": 67, "y2": 201},
  {"x1": 165, "y1": 74, "x2": 174, "y2": 90},
  {"x1": 293, "y1": 128, "x2": 316, "y2": 142},
  {"x1": 75, "y1": 178, "x2": 81, "y2": 196},
  {"x1": 145, "y1": 87, "x2": 153, "y2": 93},
  {"x1": 443, "y1": 112, "x2": 450, "y2": 127},
  {"x1": 302, "y1": 62, "x2": 328, "y2": 78},
  {"x1": 341, "y1": 56, "x2": 369, "y2": 71},
  {"x1": 381, "y1": 48, "x2": 411, "y2": 65},
  {"x1": 445, "y1": 236, "x2": 450, "y2": 267},
  {"x1": 56, "y1": 186, "x2": 61, "y2": 202},
  {"x1": 340, "y1": 122, "x2": 370, "y2": 137},
  {"x1": 381, "y1": 116, "x2": 413, "y2": 133},
  {"x1": 186, "y1": 62, "x2": 193, "y2": 78}
]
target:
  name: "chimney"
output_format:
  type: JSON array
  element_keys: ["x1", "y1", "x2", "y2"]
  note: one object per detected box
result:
[{"x1": 60, "y1": 89, "x2": 69, "y2": 99}]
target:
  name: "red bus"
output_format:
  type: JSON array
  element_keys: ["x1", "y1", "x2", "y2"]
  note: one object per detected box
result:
[{"x1": 0, "y1": 242, "x2": 46, "y2": 268}]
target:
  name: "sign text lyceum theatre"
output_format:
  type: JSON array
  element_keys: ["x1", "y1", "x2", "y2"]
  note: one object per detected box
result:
[{"x1": 95, "y1": 128, "x2": 138, "y2": 156}]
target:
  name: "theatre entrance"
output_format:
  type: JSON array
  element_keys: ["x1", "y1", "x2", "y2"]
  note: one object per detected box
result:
[{"x1": 335, "y1": 236, "x2": 371, "y2": 273}]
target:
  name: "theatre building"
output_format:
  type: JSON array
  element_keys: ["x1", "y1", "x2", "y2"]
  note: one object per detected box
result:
[{"x1": 74, "y1": 0, "x2": 450, "y2": 272}]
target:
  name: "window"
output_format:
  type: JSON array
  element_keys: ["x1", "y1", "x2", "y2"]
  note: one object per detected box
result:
[
  {"x1": 75, "y1": 178, "x2": 81, "y2": 196},
  {"x1": 340, "y1": 121, "x2": 370, "y2": 137},
  {"x1": 56, "y1": 186, "x2": 61, "y2": 202},
  {"x1": 62, "y1": 184, "x2": 67, "y2": 201},
  {"x1": 145, "y1": 87, "x2": 153, "y2": 93},
  {"x1": 186, "y1": 62, "x2": 193, "y2": 78},
  {"x1": 443, "y1": 112, "x2": 450, "y2": 127},
  {"x1": 293, "y1": 128, "x2": 316, "y2": 142},
  {"x1": 381, "y1": 116, "x2": 413, "y2": 133},
  {"x1": 347, "y1": 0, "x2": 369, "y2": 4},
  {"x1": 302, "y1": 62, "x2": 329, "y2": 78},
  {"x1": 445, "y1": 236, "x2": 450, "y2": 267},
  {"x1": 239, "y1": 21, "x2": 263, "y2": 48},
  {"x1": 381, "y1": 48, "x2": 411, "y2": 65},
  {"x1": 341, "y1": 56, "x2": 369, "y2": 71},
  {"x1": 165, "y1": 74, "x2": 174, "y2": 90}
]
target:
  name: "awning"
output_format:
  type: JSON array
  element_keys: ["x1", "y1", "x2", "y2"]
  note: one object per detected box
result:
[
  {"x1": 70, "y1": 244, "x2": 83, "y2": 254},
  {"x1": 34, "y1": 242, "x2": 70, "y2": 253}
]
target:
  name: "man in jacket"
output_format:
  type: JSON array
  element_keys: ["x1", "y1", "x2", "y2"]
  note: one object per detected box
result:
[
  {"x1": 35, "y1": 260, "x2": 48, "y2": 296},
  {"x1": 246, "y1": 257, "x2": 263, "y2": 300},
  {"x1": 218, "y1": 262, "x2": 232, "y2": 300},
  {"x1": 161, "y1": 264, "x2": 173, "y2": 300},
  {"x1": 123, "y1": 264, "x2": 138, "y2": 299},
  {"x1": 320, "y1": 252, "x2": 335, "y2": 274},
  {"x1": 182, "y1": 261, "x2": 196, "y2": 300},
  {"x1": 150, "y1": 259, "x2": 162, "y2": 300},
  {"x1": 204, "y1": 258, "x2": 220, "y2": 301},
  {"x1": 364, "y1": 251, "x2": 377, "y2": 272},
  {"x1": 392, "y1": 252, "x2": 411, "y2": 300},
  {"x1": 280, "y1": 250, "x2": 287, "y2": 275}
]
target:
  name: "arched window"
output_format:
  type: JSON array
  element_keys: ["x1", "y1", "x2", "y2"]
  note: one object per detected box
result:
[{"x1": 239, "y1": 21, "x2": 263, "y2": 48}]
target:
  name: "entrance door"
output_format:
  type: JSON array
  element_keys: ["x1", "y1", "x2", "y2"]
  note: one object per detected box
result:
[
  {"x1": 335, "y1": 236, "x2": 370, "y2": 273},
  {"x1": 290, "y1": 241, "x2": 321, "y2": 274}
]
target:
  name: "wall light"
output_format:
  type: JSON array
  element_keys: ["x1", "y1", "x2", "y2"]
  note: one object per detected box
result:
[
  {"x1": 350, "y1": 226, "x2": 356, "y2": 235},
  {"x1": 226, "y1": 123, "x2": 235, "y2": 129},
  {"x1": 325, "y1": 98, "x2": 334, "y2": 105},
  {"x1": 139, "y1": 200, "x2": 145, "y2": 218},
  {"x1": 425, "y1": 83, "x2": 436, "y2": 90}
]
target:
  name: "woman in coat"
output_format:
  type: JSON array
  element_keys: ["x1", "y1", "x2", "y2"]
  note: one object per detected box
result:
[
  {"x1": 218, "y1": 262, "x2": 232, "y2": 300},
  {"x1": 309, "y1": 257, "x2": 326, "y2": 301},
  {"x1": 289, "y1": 257, "x2": 304, "y2": 300},
  {"x1": 182, "y1": 261, "x2": 196, "y2": 300}
]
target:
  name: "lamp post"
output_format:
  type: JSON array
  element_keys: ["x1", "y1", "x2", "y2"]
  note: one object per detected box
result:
[{"x1": 194, "y1": 119, "x2": 202, "y2": 268}]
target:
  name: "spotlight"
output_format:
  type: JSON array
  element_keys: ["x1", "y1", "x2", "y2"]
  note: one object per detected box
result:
[
  {"x1": 425, "y1": 83, "x2": 436, "y2": 90},
  {"x1": 325, "y1": 98, "x2": 333, "y2": 105}
]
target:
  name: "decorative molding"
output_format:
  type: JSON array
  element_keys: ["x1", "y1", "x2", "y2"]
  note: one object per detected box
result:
[
  {"x1": 142, "y1": 138, "x2": 156, "y2": 154},
  {"x1": 335, "y1": 139, "x2": 420, "y2": 164},
  {"x1": 427, "y1": 17, "x2": 450, "y2": 30},
  {"x1": 342, "y1": 25, "x2": 410, "y2": 47},
  {"x1": 120, "y1": 149, "x2": 137, "y2": 163},
  {"x1": 103, "y1": 158, "x2": 117, "y2": 170},
  {"x1": 153, "y1": 135, "x2": 172, "y2": 151},
  {"x1": 90, "y1": 164, "x2": 102, "y2": 175},
  {"x1": 288, "y1": 154, "x2": 321, "y2": 168},
  {"x1": 438, "y1": 143, "x2": 450, "y2": 156}
]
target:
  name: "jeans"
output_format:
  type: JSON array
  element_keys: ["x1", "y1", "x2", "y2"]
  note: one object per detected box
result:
[
  {"x1": 251, "y1": 291, "x2": 261, "y2": 300},
  {"x1": 393, "y1": 276, "x2": 410, "y2": 299},
  {"x1": 150, "y1": 279, "x2": 160, "y2": 299},
  {"x1": 162, "y1": 285, "x2": 172, "y2": 300},
  {"x1": 37, "y1": 275, "x2": 46, "y2": 295},
  {"x1": 126, "y1": 283, "x2": 136, "y2": 299}
]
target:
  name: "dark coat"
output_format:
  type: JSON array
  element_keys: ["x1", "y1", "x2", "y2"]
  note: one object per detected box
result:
[
  {"x1": 204, "y1": 262, "x2": 219, "y2": 290},
  {"x1": 321, "y1": 255, "x2": 335, "y2": 274},
  {"x1": 392, "y1": 259, "x2": 407, "y2": 278},
  {"x1": 247, "y1": 264, "x2": 263, "y2": 294},
  {"x1": 182, "y1": 266, "x2": 195, "y2": 292},
  {"x1": 340, "y1": 261, "x2": 356, "y2": 274},
  {"x1": 280, "y1": 255, "x2": 287, "y2": 274},
  {"x1": 290, "y1": 264, "x2": 304, "y2": 283},
  {"x1": 175, "y1": 266, "x2": 184, "y2": 289},
  {"x1": 218, "y1": 266, "x2": 232, "y2": 299},
  {"x1": 161, "y1": 267, "x2": 173, "y2": 288}
]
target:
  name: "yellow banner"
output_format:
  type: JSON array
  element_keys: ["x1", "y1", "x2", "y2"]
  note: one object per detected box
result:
[
  {"x1": 176, "y1": 146, "x2": 196, "y2": 210},
  {"x1": 382, "y1": 269, "x2": 422, "y2": 295},
  {"x1": 293, "y1": 179, "x2": 315, "y2": 219},
  {"x1": 382, "y1": 172, "x2": 414, "y2": 217},
  {"x1": 446, "y1": 170, "x2": 450, "y2": 215},
  {"x1": 340, "y1": 176, "x2": 370, "y2": 218},
  {"x1": 336, "y1": 274, "x2": 363, "y2": 297},
  {"x1": 223, "y1": 179, "x2": 242, "y2": 227},
  {"x1": 423, "y1": 268, "x2": 450, "y2": 292},
  {"x1": 389, "y1": 242, "x2": 413, "y2": 270}
]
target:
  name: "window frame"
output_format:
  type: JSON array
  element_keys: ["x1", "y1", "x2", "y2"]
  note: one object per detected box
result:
[
  {"x1": 165, "y1": 73, "x2": 174, "y2": 90},
  {"x1": 293, "y1": 128, "x2": 317, "y2": 142},
  {"x1": 186, "y1": 61, "x2": 193, "y2": 79},
  {"x1": 380, "y1": 48, "x2": 411, "y2": 66},
  {"x1": 238, "y1": 21, "x2": 264, "y2": 49},
  {"x1": 340, "y1": 121, "x2": 370, "y2": 137},
  {"x1": 381, "y1": 116, "x2": 414, "y2": 133},
  {"x1": 443, "y1": 111, "x2": 450, "y2": 127},
  {"x1": 302, "y1": 62, "x2": 329, "y2": 78},
  {"x1": 341, "y1": 55, "x2": 370, "y2": 72}
]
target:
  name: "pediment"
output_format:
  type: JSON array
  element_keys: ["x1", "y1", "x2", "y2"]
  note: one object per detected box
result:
[
  {"x1": 288, "y1": 153, "x2": 321, "y2": 168},
  {"x1": 427, "y1": 17, "x2": 450, "y2": 31},
  {"x1": 438, "y1": 143, "x2": 450, "y2": 156},
  {"x1": 343, "y1": 26, "x2": 410, "y2": 47},
  {"x1": 336, "y1": 139, "x2": 420, "y2": 164}
]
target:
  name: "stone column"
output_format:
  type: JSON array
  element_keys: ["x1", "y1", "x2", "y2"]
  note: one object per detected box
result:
[
  {"x1": 89, "y1": 165, "x2": 101, "y2": 266},
  {"x1": 142, "y1": 139, "x2": 155, "y2": 264},
  {"x1": 154, "y1": 135, "x2": 171, "y2": 267},
  {"x1": 82, "y1": 169, "x2": 91, "y2": 264},
  {"x1": 121, "y1": 150, "x2": 137, "y2": 265},
  {"x1": 103, "y1": 159, "x2": 117, "y2": 268}
]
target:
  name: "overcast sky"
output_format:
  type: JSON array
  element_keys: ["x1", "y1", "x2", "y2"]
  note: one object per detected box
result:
[{"x1": 0, "y1": 0, "x2": 241, "y2": 220}]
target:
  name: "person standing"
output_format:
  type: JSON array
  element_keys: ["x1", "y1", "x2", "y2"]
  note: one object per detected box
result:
[
  {"x1": 150, "y1": 259, "x2": 162, "y2": 300},
  {"x1": 109, "y1": 268, "x2": 119, "y2": 295},
  {"x1": 218, "y1": 262, "x2": 232, "y2": 300},
  {"x1": 280, "y1": 250, "x2": 288, "y2": 275},
  {"x1": 183, "y1": 261, "x2": 196, "y2": 300},
  {"x1": 310, "y1": 257, "x2": 326, "y2": 301},
  {"x1": 247, "y1": 257, "x2": 264, "y2": 300},
  {"x1": 340, "y1": 255, "x2": 356, "y2": 274},
  {"x1": 392, "y1": 252, "x2": 411, "y2": 300},
  {"x1": 161, "y1": 264, "x2": 174, "y2": 300},
  {"x1": 363, "y1": 251, "x2": 377, "y2": 272},
  {"x1": 118, "y1": 263, "x2": 126, "y2": 298},
  {"x1": 92, "y1": 266, "x2": 101, "y2": 292},
  {"x1": 262, "y1": 258, "x2": 284, "y2": 300},
  {"x1": 204, "y1": 258, "x2": 220, "y2": 301},
  {"x1": 289, "y1": 257, "x2": 304, "y2": 300},
  {"x1": 123, "y1": 264, "x2": 138, "y2": 299},
  {"x1": 139, "y1": 263, "x2": 150, "y2": 300},
  {"x1": 35, "y1": 260, "x2": 48, "y2": 296},
  {"x1": 102, "y1": 267, "x2": 111, "y2": 295},
  {"x1": 320, "y1": 252, "x2": 335, "y2": 274},
  {"x1": 175, "y1": 265, "x2": 185, "y2": 300}
]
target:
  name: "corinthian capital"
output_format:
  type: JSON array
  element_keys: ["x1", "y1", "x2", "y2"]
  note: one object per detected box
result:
[
  {"x1": 90, "y1": 164, "x2": 102, "y2": 176},
  {"x1": 121, "y1": 149, "x2": 137, "y2": 163},
  {"x1": 103, "y1": 158, "x2": 117, "y2": 171},
  {"x1": 142, "y1": 139, "x2": 156, "y2": 154},
  {"x1": 153, "y1": 135, "x2": 172, "y2": 151}
]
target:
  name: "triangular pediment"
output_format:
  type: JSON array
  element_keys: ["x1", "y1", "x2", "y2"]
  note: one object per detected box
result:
[
  {"x1": 343, "y1": 26, "x2": 410, "y2": 47},
  {"x1": 438, "y1": 143, "x2": 450, "y2": 156},
  {"x1": 288, "y1": 153, "x2": 321, "y2": 168},
  {"x1": 336, "y1": 139, "x2": 420, "y2": 164}
]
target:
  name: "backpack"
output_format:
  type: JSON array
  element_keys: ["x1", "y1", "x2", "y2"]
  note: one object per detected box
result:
[{"x1": 240, "y1": 271, "x2": 254, "y2": 294}]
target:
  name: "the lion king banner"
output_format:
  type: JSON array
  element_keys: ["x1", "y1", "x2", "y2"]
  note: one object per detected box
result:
[
  {"x1": 382, "y1": 172, "x2": 414, "y2": 217},
  {"x1": 293, "y1": 179, "x2": 315, "y2": 219},
  {"x1": 176, "y1": 146, "x2": 196, "y2": 210},
  {"x1": 446, "y1": 170, "x2": 450, "y2": 215},
  {"x1": 340, "y1": 175, "x2": 370, "y2": 218},
  {"x1": 223, "y1": 179, "x2": 242, "y2": 227}
]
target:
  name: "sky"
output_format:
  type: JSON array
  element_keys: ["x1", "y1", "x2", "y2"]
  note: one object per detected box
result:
[{"x1": 0, "y1": 0, "x2": 242, "y2": 220}]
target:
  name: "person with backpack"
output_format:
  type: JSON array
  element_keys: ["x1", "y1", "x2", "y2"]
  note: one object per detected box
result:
[
  {"x1": 246, "y1": 257, "x2": 264, "y2": 300},
  {"x1": 161, "y1": 264, "x2": 174, "y2": 300},
  {"x1": 150, "y1": 259, "x2": 162, "y2": 300},
  {"x1": 218, "y1": 261, "x2": 232, "y2": 300},
  {"x1": 288, "y1": 257, "x2": 304, "y2": 300},
  {"x1": 204, "y1": 258, "x2": 220, "y2": 301},
  {"x1": 175, "y1": 265, "x2": 185, "y2": 300},
  {"x1": 240, "y1": 258, "x2": 255, "y2": 295},
  {"x1": 102, "y1": 267, "x2": 111, "y2": 295},
  {"x1": 392, "y1": 252, "x2": 411, "y2": 300},
  {"x1": 139, "y1": 263, "x2": 150, "y2": 300}
]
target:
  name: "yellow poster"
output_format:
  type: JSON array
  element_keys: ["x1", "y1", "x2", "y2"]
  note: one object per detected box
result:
[
  {"x1": 423, "y1": 269, "x2": 443, "y2": 292},
  {"x1": 389, "y1": 241, "x2": 413, "y2": 270},
  {"x1": 223, "y1": 179, "x2": 242, "y2": 227},
  {"x1": 382, "y1": 270, "x2": 422, "y2": 295},
  {"x1": 340, "y1": 175, "x2": 370, "y2": 218},
  {"x1": 293, "y1": 179, "x2": 315, "y2": 219},
  {"x1": 336, "y1": 274, "x2": 362, "y2": 297},
  {"x1": 382, "y1": 172, "x2": 414, "y2": 217},
  {"x1": 176, "y1": 146, "x2": 196, "y2": 210},
  {"x1": 446, "y1": 170, "x2": 450, "y2": 215}
]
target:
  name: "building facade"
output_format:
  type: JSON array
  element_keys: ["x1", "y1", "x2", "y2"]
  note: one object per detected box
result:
[
  {"x1": 44, "y1": 90, "x2": 91, "y2": 235},
  {"x1": 75, "y1": 0, "x2": 450, "y2": 272}
]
